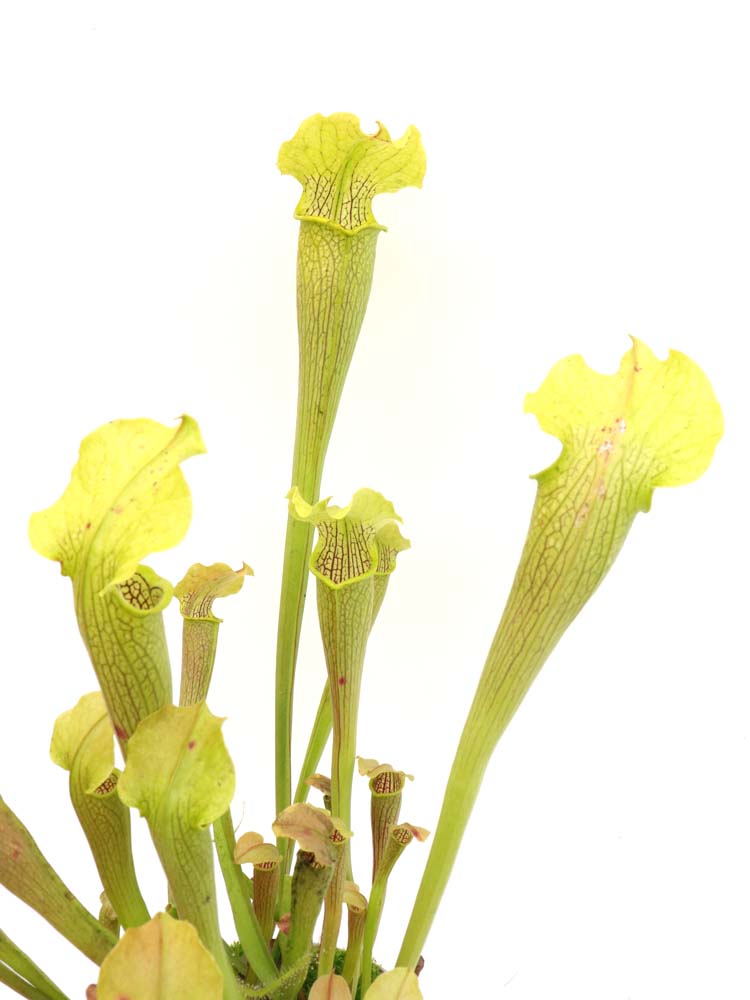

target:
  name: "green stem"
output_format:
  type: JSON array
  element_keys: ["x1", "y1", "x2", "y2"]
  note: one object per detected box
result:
[
  {"x1": 0, "y1": 931, "x2": 70, "y2": 1000},
  {"x1": 317, "y1": 842, "x2": 347, "y2": 976},
  {"x1": 277, "y1": 850, "x2": 335, "y2": 1000},
  {"x1": 397, "y1": 724, "x2": 486, "y2": 971},
  {"x1": 340, "y1": 901, "x2": 366, "y2": 996},
  {"x1": 0, "y1": 795, "x2": 116, "y2": 964},
  {"x1": 0, "y1": 964, "x2": 58, "y2": 1000},
  {"x1": 360, "y1": 875, "x2": 387, "y2": 998},
  {"x1": 275, "y1": 514, "x2": 317, "y2": 863},
  {"x1": 293, "y1": 683, "x2": 332, "y2": 808},
  {"x1": 150, "y1": 817, "x2": 240, "y2": 1000},
  {"x1": 213, "y1": 810, "x2": 278, "y2": 987},
  {"x1": 283, "y1": 681, "x2": 332, "y2": 877},
  {"x1": 68, "y1": 765, "x2": 150, "y2": 929},
  {"x1": 364, "y1": 825, "x2": 418, "y2": 992}
]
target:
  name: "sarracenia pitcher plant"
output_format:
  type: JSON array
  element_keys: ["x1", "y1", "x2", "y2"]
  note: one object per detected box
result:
[
  {"x1": 0, "y1": 113, "x2": 722, "y2": 1000},
  {"x1": 274, "y1": 114, "x2": 426, "y2": 834},
  {"x1": 397, "y1": 338, "x2": 723, "y2": 969}
]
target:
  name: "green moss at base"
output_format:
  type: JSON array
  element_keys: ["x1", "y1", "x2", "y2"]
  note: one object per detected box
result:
[
  {"x1": 226, "y1": 943, "x2": 383, "y2": 999},
  {"x1": 301, "y1": 947, "x2": 384, "y2": 999}
]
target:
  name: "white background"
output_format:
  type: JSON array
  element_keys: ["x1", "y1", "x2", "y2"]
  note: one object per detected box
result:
[{"x1": 0, "y1": 3, "x2": 748, "y2": 998}]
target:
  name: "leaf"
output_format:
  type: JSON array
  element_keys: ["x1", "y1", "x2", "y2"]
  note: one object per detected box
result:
[
  {"x1": 97, "y1": 912, "x2": 222, "y2": 999},
  {"x1": 343, "y1": 881, "x2": 367, "y2": 913},
  {"x1": 117, "y1": 709, "x2": 237, "y2": 981},
  {"x1": 233, "y1": 830, "x2": 264, "y2": 860},
  {"x1": 365, "y1": 968, "x2": 423, "y2": 1000},
  {"x1": 271, "y1": 804, "x2": 344, "y2": 867},
  {"x1": 30, "y1": 418, "x2": 205, "y2": 744},
  {"x1": 288, "y1": 488, "x2": 410, "y2": 589},
  {"x1": 305, "y1": 773, "x2": 332, "y2": 797},
  {"x1": 278, "y1": 113, "x2": 426, "y2": 232},
  {"x1": 174, "y1": 561, "x2": 253, "y2": 622},
  {"x1": 309, "y1": 973, "x2": 353, "y2": 1000},
  {"x1": 30, "y1": 416, "x2": 205, "y2": 589},
  {"x1": 233, "y1": 836, "x2": 281, "y2": 868},
  {"x1": 393, "y1": 824, "x2": 430, "y2": 843},
  {"x1": 396, "y1": 341, "x2": 724, "y2": 969},
  {"x1": 491, "y1": 339, "x2": 725, "y2": 692},
  {"x1": 525, "y1": 338, "x2": 723, "y2": 502},
  {"x1": 50, "y1": 692, "x2": 150, "y2": 928},
  {"x1": 358, "y1": 757, "x2": 414, "y2": 793},
  {"x1": 50, "y1": 692, "x2": 113, "y2": 793},
  {"x1": 118, "y1": 703, "x2": 234, "y2": 830}
]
